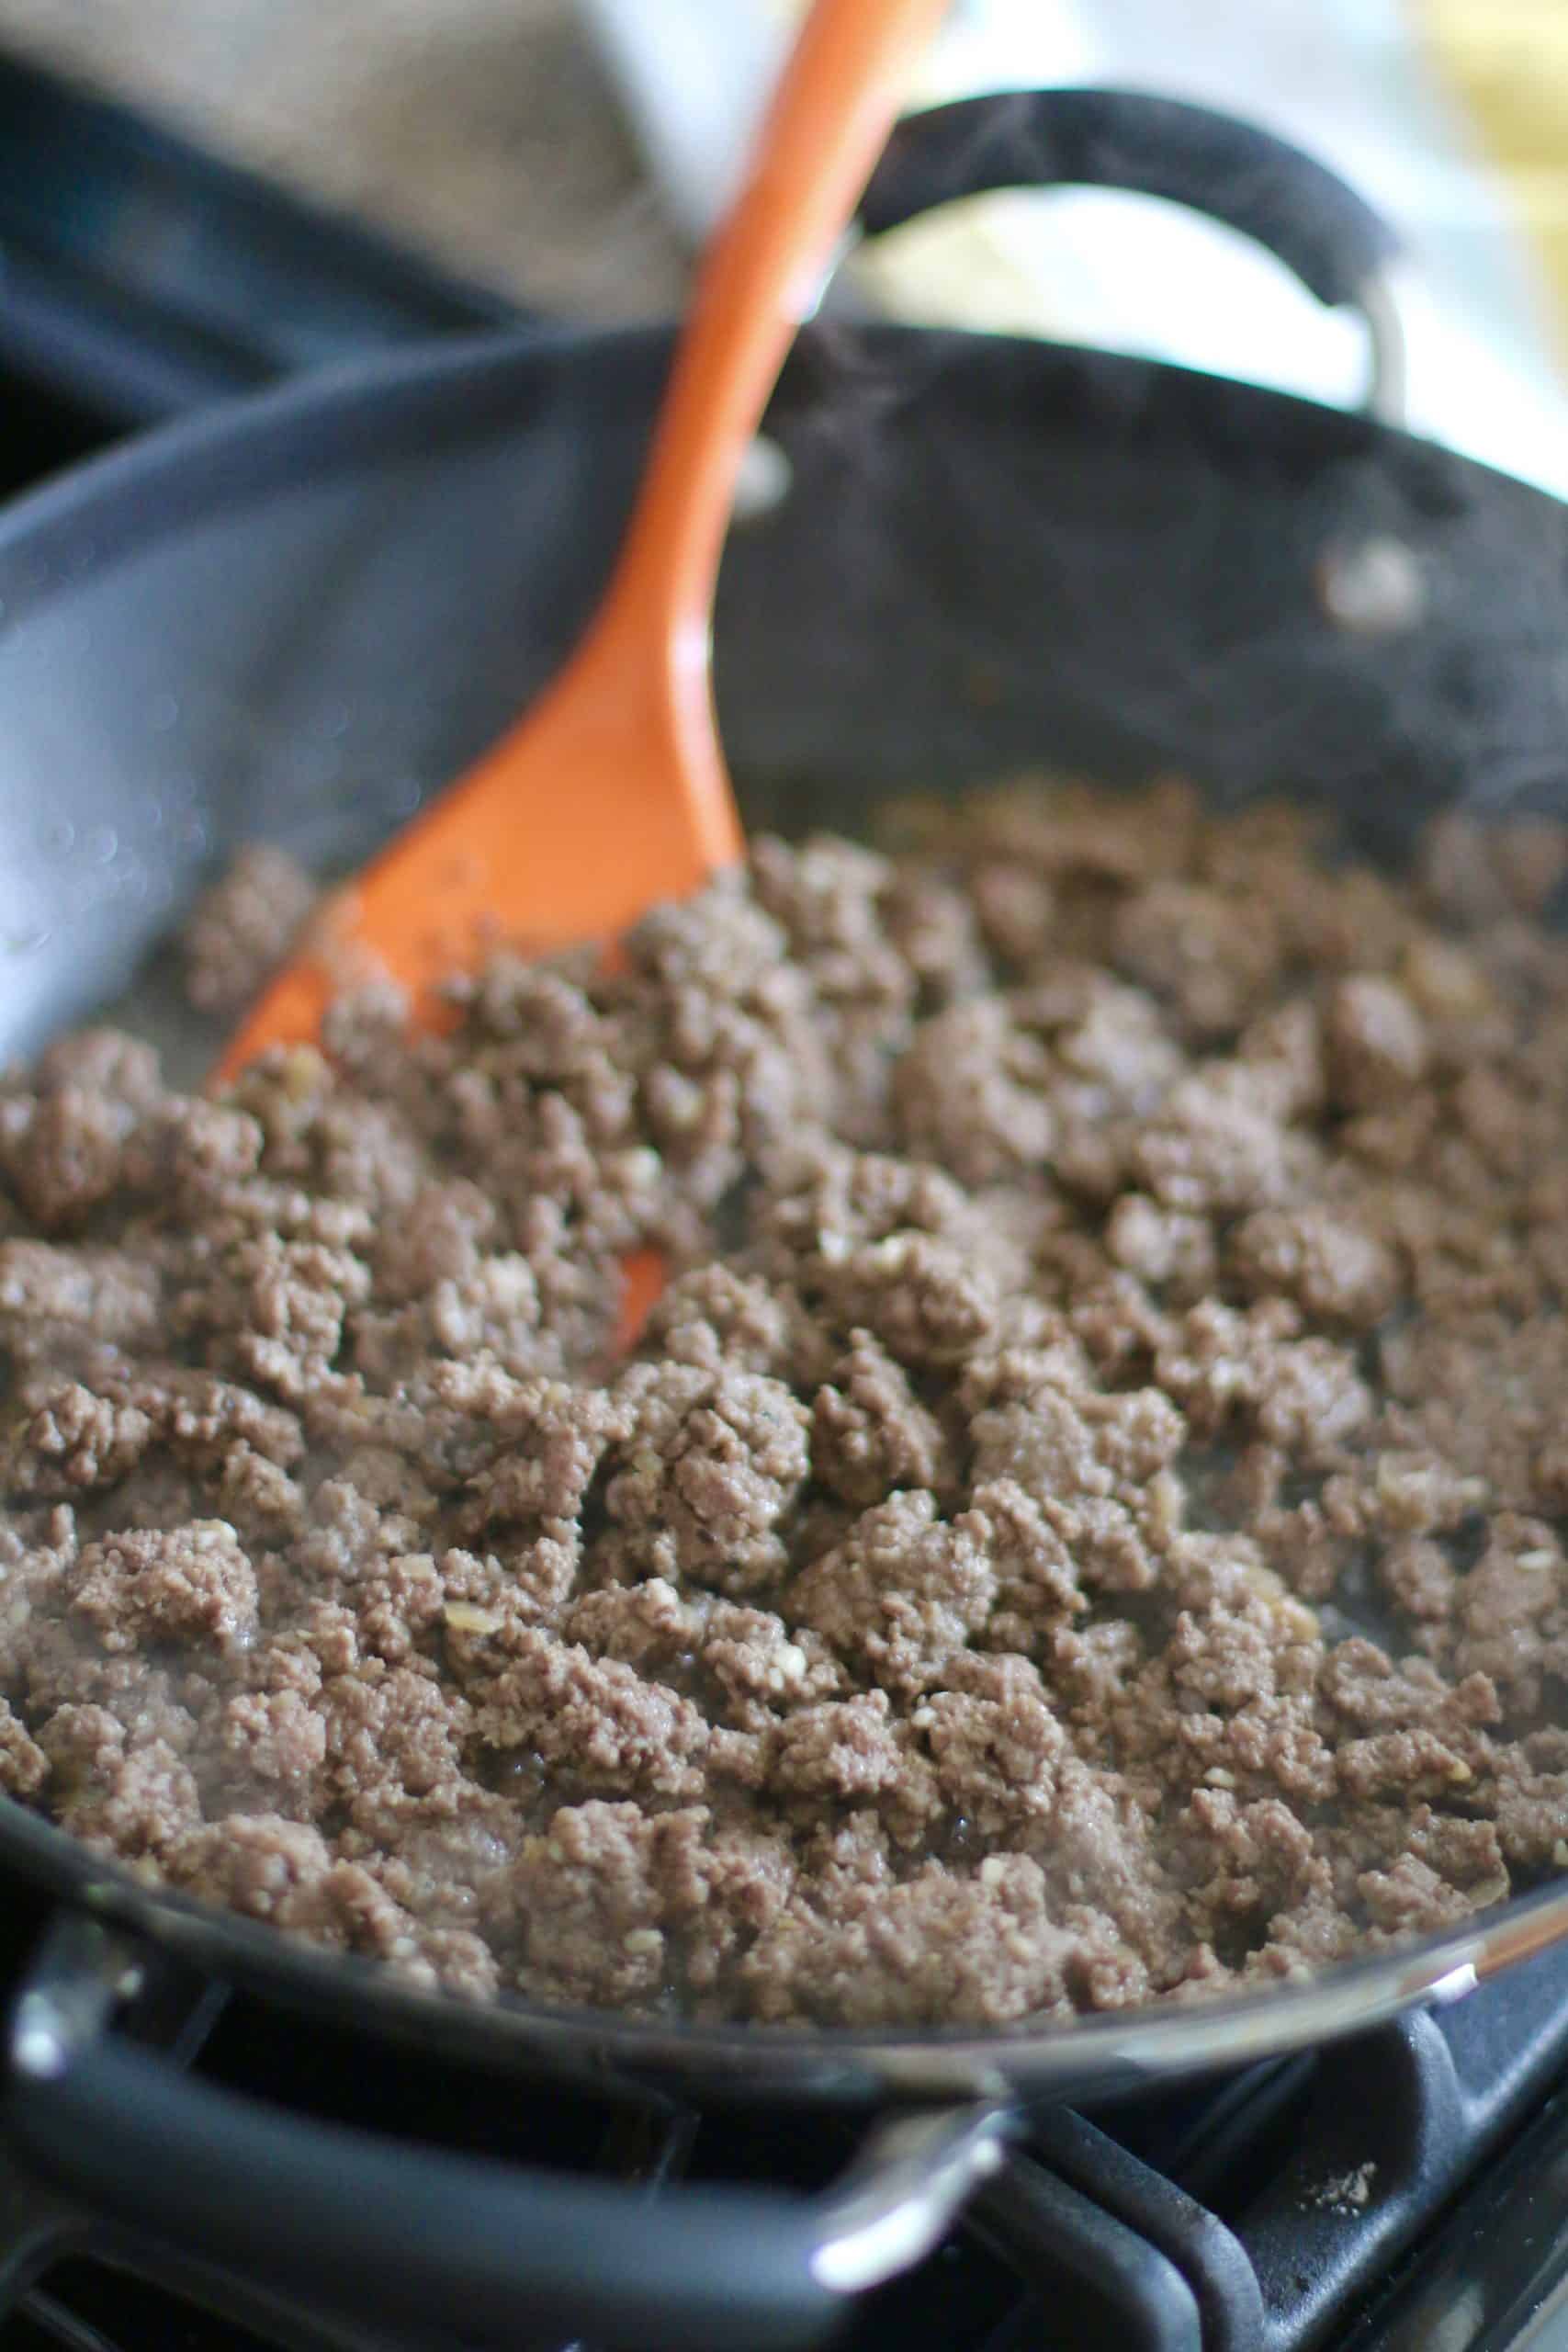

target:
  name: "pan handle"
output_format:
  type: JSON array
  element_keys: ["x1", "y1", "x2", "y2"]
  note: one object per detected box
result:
[
  {"x1": 857, "y1": 87, "x2": 1404, "y2": 421},
  {"x1": 3, "y1": 1915, "x2": 1010, "y2": 2351}
]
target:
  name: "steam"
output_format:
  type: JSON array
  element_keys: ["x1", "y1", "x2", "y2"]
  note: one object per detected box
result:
[{"x1": 731, "y1": 305, "x2": 1568, "y2": 848}]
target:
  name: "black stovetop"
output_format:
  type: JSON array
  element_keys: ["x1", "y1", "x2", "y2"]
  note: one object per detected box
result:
[
  {"x1": 0, "y1": 49, "x2": 519, "y2": 466},
  {"x1": 2, "y1": 48, "x2": 1568, "y2": 2352}
]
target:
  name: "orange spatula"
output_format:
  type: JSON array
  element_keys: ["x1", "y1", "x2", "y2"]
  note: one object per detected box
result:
[{"x1": 216, "y1": 0, "x2": 947, "y2": 1090}]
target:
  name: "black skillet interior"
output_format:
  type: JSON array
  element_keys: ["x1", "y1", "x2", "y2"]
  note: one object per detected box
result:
[{"x1": 3, "y1": 84, "x2": 1568, "y2": 2352}]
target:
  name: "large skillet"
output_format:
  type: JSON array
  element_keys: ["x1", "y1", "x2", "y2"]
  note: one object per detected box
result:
[{"x1": 3, "y1": 89, "x2": 1568, "y2": 2352}]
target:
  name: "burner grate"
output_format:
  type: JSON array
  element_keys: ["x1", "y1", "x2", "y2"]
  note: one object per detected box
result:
[{"x1": 16, "y1": 2274, "x2": 274, "y2": 2352}]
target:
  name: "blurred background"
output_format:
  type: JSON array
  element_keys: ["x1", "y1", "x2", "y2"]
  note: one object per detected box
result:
[{"x1": 0, "y1": 0, "x2": 1563, "y2": 490}]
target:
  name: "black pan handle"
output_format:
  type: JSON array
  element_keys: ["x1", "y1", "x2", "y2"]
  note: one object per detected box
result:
[
  {"x1": 3, "y1": 1917, "x2": 1009, "y2": 2352},
  {"x1": 857, "y1": 87, "x2": 1404, "y2": 418}
]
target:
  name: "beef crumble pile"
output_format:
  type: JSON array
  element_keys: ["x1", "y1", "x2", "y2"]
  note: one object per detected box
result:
[
  {"x1": 180, "y1": 842, "x2": 320, "y2": 1017},
  {"x1": 2, "y1": 776, "x2": 1567, "y2": 2029}
]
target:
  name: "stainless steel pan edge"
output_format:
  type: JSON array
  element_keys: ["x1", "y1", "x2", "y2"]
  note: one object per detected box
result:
[{"x1": 1, "y1": 88, "x2": 1567, "y2": 2351}]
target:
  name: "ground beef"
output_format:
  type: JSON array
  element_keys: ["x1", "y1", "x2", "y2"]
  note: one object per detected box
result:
[
  {"x1": 3, "y1": 777, "x2": 1566, "y2": 2030},
  {"x1": 181, "y1": 844, "x2": 321, "y2": 1016}
]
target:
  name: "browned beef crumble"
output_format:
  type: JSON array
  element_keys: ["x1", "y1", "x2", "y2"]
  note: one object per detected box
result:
[
  {"x1": 181, "y1": 843, "x2": 321, "y2": 1016},
  {"x1": 2, "y1": 780, "x2": 1566, "y2": 2025}
]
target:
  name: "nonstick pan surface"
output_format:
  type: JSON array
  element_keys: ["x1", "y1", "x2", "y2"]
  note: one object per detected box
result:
[{"x1": 3, "y1": 89, "x2": 1568, "y2": 2352}]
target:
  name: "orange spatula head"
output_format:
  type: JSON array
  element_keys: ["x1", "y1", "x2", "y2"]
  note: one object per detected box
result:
[{"x1": 216, "y1": 0, "x2": 949, "y2": 1086}]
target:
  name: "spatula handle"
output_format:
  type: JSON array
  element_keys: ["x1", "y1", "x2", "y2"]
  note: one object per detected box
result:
[{"x1": 606, "y1": 0, "x2": 949, "y2": 636}]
